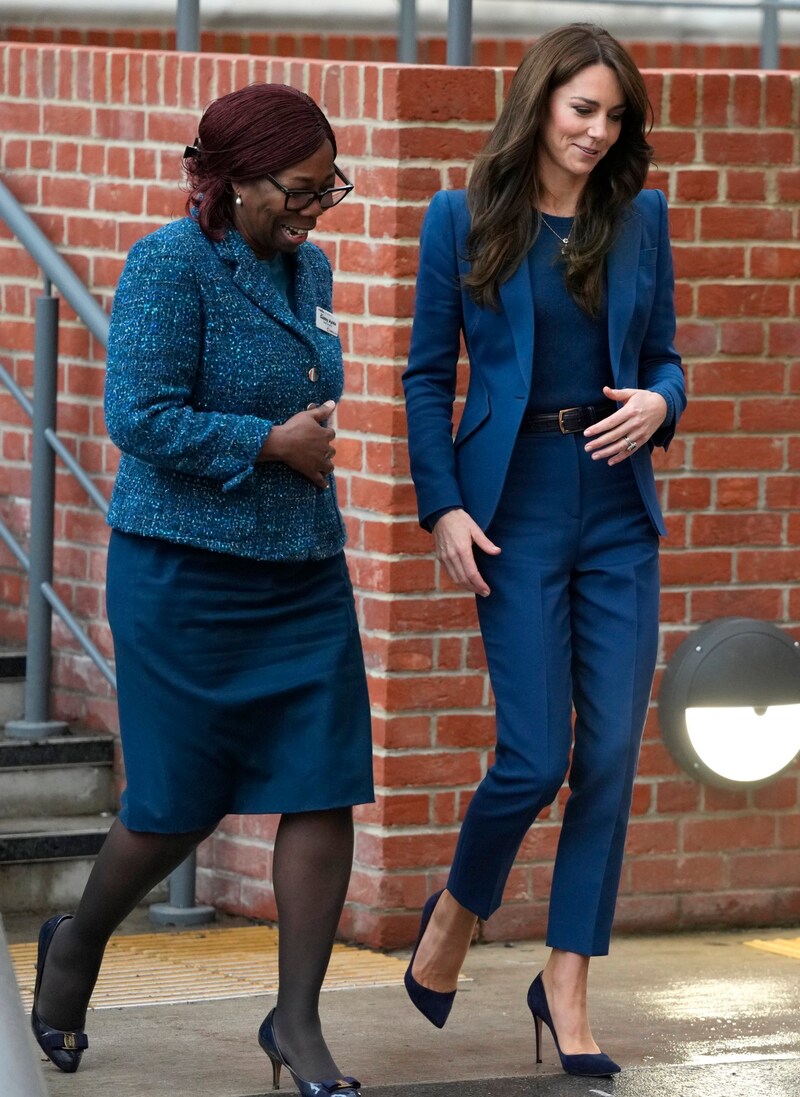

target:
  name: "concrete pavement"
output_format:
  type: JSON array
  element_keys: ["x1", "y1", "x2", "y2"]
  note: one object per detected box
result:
[{"x1": 3, "y1": 912, "x2": 798, "y2": 1097}]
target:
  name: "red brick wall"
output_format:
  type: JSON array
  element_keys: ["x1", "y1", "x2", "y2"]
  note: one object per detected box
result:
[
  {"x1": 1, "y1": 44, "x2": 798, "y2": 946},
  {"x1": 3, "y1": 24, "x2": 800, "y2": 71}
]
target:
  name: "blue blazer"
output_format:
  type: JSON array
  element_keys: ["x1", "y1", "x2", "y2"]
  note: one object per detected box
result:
[
  {"x1": 402, "y1": 189, "x2": 686, "y2": 537},
  {"x1": 105, "y1": 217, "x2": 347, "y2": 561}
]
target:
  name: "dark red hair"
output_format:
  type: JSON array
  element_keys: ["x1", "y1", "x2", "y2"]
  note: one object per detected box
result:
[{"x1": 183, "y1": 83, "x2": 337, "y2": 239}]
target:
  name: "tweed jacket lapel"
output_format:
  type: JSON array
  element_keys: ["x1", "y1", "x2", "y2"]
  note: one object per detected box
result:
[{"x1": 213, "y1": 230, "x2": 323, "y2": 353}]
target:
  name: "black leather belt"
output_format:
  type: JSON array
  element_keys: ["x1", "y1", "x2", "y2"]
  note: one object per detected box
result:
[{"x1": 519, "y1": 401, "x2": 615, "y2": 435}]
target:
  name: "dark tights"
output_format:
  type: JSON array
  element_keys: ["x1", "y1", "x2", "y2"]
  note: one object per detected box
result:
[
  {"x1": 272, "y1": 807, "x2": 354, "y2": 1079},
  {"x1": 37, "y1": 808, "x2": 355, "y2": 1081}
]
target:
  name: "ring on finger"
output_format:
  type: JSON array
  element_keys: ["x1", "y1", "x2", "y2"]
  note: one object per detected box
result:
[{"x1": 624, "y1": 435, "x2": 638, "y2": 453}]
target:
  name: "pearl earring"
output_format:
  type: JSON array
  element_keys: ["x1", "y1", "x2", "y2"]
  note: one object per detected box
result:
[{"x1": 235, "y1": 193, "x2": 243, "y2": 206}]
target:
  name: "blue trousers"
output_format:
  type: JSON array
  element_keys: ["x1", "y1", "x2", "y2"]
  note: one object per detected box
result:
[{"x1": 447, "y1": 432, "x2": 660, "y2": 956}]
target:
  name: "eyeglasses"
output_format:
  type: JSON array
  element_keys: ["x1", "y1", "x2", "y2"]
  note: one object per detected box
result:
[{"x1": 265, "y1": 165, "x2": 354, "y2": 212}]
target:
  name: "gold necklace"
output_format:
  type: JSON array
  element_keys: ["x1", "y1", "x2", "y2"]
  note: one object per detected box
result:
[{"x1": 539, "y1": 213, "x2": 574, "y2": 255}]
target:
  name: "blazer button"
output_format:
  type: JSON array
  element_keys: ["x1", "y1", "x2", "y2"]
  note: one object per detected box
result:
[
  {"x1": 307, "y1": 367, "x2": 320, "y2": 382},
  {"x1": 306, "y1": 402, "x2": 318, "y2": 410}
]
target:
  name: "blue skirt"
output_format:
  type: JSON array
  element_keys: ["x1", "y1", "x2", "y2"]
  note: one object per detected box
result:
[{"x1": 106, "y1": 531, "x2": 374, "y2": 832}]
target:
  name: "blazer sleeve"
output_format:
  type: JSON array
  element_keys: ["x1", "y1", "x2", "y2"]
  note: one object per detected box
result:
[
  {"x1": 402, "y1": 192, "x2": 467, "y2": 529},
  {"x1": 104, "y1": 234, "x2": 274, "y2": 492},
  {"x1": 638, "y1": 189, "x2": 686, "y2": 450}
]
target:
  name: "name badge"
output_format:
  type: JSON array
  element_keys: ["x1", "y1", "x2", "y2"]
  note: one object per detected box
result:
[{"x1": 315, "y1": 307, "x2": 338, "y2": 336}]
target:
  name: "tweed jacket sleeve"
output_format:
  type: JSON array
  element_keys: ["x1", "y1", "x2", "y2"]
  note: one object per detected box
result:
[{"x1": 104, "y1": 228, "x2": 273, "y2": 492}]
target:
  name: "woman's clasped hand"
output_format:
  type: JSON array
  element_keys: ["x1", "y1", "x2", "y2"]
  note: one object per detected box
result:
[
  {"x1": 260, "y1": 400, "x2": 337, "y2": 488},
  {"x1": 582, "y1": 384, "x2": 668, "y2": 464}
]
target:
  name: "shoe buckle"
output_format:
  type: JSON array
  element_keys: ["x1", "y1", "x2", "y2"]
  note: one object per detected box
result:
[
  {"x1": 63, "y1": 1033, "x2": 77, "y2": 1050},
  {"x1": 557, "y1": 406, "x2": 582, "y2": 434}
]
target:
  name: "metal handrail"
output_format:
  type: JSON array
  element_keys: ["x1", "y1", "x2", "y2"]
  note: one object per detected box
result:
[
  {"x1": 400, "y1": 0, "x2": 800, "y2": 65},
  {"x1": 0, "y1": 179, "x2": 115, "y2": 720},
  {"x1": 176, "y1": 0, "x2": 200, "y2": 51},
  {"x1": 0, "y1": 182, "x2": 109, "y2": 346}
]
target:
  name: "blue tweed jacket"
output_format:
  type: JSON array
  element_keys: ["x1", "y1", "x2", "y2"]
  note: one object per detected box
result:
[{"x1": 104, "y1": 217, "x2": 347, "y2": 560}]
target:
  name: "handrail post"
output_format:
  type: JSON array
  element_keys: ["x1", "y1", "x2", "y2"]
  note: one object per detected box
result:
[
  {"x1": 176, "y1": 0, "x2": 200, "y2": 52},
  {"x1": 398, "y1": 0, "x2": 418, "y2": 63},
  {"x1": 760, "y1": 0, "x2": 780, "y2": 68},
  {"x1": 446, "y1": 0, "x2": 473, "y2": 65},
  {"x1": 6, "y1": 282, "x2": 68, "y2": 741},
  {"x1": 149, "y1": 850, "x2": 215, "y2": 926}
]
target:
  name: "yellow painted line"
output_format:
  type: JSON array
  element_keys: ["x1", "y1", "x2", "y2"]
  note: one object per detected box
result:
[
  {"x1": 744, "y1": 937, "x2": 800, "y2": 960},
  {"x1": 10, "y1": 925, "x2": 408, "y2": 1010}
]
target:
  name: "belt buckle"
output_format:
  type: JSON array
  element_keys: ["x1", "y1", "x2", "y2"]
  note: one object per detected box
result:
[{"x1": 557, "y1": 405, "x2": 582, "y2": 434}]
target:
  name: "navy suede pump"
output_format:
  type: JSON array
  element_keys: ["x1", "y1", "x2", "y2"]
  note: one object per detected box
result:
[
  {"x1": 403, "y1": 889, "x2": 456, "y2": 1029},
  {"x1": 31, "y1": 914, "x2": 89, "y2": 1073},
  {"x1": 527, "y1": 972, "x2": 620, "y2": 1077}
]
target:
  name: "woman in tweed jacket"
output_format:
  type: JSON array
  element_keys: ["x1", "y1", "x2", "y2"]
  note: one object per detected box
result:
[{"x1": 30, "y1": 84, "x2": 371, "y2": 1097}]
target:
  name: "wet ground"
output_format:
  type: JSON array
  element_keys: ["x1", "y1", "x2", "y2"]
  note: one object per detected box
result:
[
  {"x1": 367, "y1": 1060, "x2": 799, "y2": 1096},
  {"x1": 3, "y1": 913, "x2": 798, "y2": 1096}
]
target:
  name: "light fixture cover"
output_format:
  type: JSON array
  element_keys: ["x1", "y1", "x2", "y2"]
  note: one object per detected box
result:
[{"x1": 658, "y1": 617, "x2": 800, "y2": 788}]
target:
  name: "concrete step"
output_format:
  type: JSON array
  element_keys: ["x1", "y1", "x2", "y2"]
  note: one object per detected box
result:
[
  {"x1": 0, "y1": 734, "x2": 115, "y2": 819},
  {"x1": 0, "y1": 812, "x2": 114, "y2": 860},
  {"x1": 0, "y1": 654, "x2": 168, "y2": 915},
  {"x1": 0, "y1": 813, "x2": 114, "y2": 913},
  {"x1": 0, "y1": 815, "x2": 170, "y2": 914},
  {"x1": 0, "y1": 650, "x2": 25, "y2": 726}
]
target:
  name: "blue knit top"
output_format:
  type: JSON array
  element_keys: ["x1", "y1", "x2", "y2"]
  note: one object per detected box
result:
[
  {"x1": 526, "y1": 214, "x2": 613, "y2": 414},
  {"x1": 104, "y1": 217, "x2": 346, "y2": 561}
]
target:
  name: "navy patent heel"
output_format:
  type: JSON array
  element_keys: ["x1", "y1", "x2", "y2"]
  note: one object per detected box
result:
[
  {"x1": 403, "y1": 889, "x2": 456, "y2": 1029},
  {"x1": 31, "y1": 915, "x2": 89, "y2": 1074},
  {"x1": 527, "y1": 972, "x2": 620, "y2": 1078},
  {"x1": 257, "y1": 1009, "x2": 361, "y2": 1096}
]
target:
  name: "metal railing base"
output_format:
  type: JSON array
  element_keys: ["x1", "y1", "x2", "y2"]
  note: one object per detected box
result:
[
  {"x1": 148, "y1": 902, "x2": 217, "y2": 927},
  {"x1": 148, "y1": 851, "x2": 215, "y2": 926},
  {"x1": 4, "y1": 718, "x2": 69, "y2": 741}
]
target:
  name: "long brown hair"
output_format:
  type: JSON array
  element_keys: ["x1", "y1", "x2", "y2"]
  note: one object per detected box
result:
[{"x1": 465, "y1": 23, "x2": 653, "y2": 315}]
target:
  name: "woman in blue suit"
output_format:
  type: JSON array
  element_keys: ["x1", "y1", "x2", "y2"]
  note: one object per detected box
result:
[
  {"x1": 402, "y1": 24, "x2": 685, "y2": 1076},
  {"x1": 30, "y1": 84, "x2": 369, "y2": 1097}
]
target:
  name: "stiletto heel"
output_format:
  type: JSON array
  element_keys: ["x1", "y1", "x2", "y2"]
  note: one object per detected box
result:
[
  {"x1": 257, "y1": 1009, "x2": 361, "y2": 1096},
  {"x1": 266, "y1": 1049, "x2": 282, "y2": 1090},
  {"x1": 527, "y1": 971, "x2": 620, "y2": 1078},
  {"x1": 31, "y1": 915, "x2": 89, "y2": 1074},
  {"x1": 533, "y1": 1013, "x2": 543, "y2": 1064},
  {"x1": 403, "y1": 889, "x2": 456, "y2": 1029}
]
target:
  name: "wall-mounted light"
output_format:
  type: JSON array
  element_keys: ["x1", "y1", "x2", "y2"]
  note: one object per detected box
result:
[{"x1": 658, "y1": 617, "x2": 800, "y2": 789}]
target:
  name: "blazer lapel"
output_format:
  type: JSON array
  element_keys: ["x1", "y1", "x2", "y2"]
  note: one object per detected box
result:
[
  {"x1": 606, "y1": 210, "x2": 641, "y2": 385},
  {"x1": 291, "y1": 248, "x2": 327, "y2": 332},
  {"x1": 498, "y1": 259, "x2": 534, "y2": 393},
  {"x1": 214, "y1": 230, "x2": 317, "y2": 347}
]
